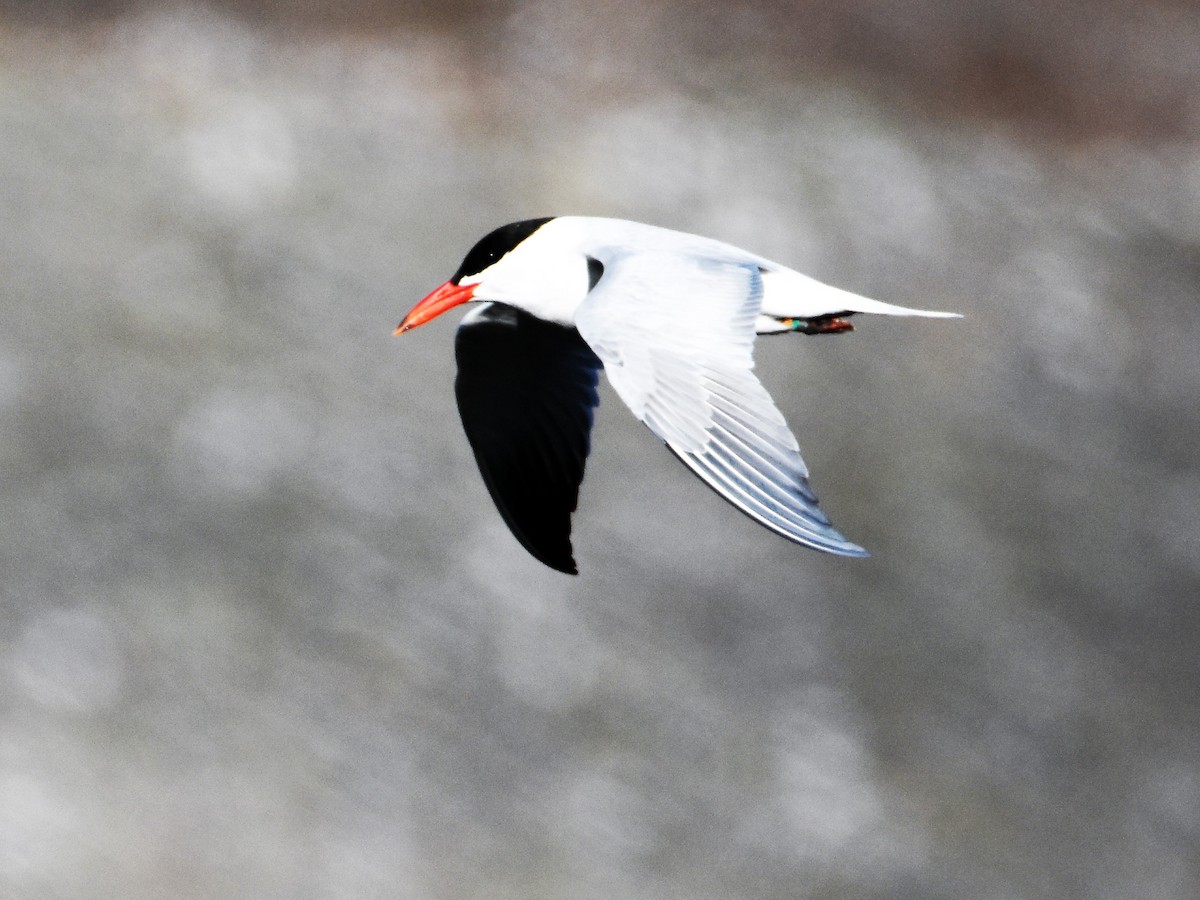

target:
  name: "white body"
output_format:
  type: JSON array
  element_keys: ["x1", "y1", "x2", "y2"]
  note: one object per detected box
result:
[{"x1": 459, "y1": 216, "x2": 958, "y2": 331}]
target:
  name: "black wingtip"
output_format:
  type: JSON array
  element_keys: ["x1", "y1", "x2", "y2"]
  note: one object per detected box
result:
[
  {"x1": 525, "y1": 545, "x2": 579, "y2": 575},
  {"x1": 524, "y1": 553, "x2": 579, "y2": 574}
]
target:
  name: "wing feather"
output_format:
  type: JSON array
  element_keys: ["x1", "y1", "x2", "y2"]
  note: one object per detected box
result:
[
  {"x1": 575, "y1": 251, "x2": 866, "y2": 557},
  {"x1": 455, "y1": 303, "x2": 603, "y2": 574}
]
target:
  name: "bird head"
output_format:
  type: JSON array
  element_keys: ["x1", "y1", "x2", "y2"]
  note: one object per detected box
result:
[{"x1": 397, "y1": 217, "x2": 595, "y2": 333}]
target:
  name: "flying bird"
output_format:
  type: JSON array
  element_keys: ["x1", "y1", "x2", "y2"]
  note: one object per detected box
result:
[{"x1": 396, "y1": 217, "x2": 958, "y2": 574}]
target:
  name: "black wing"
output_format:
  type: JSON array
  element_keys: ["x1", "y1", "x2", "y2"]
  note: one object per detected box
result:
[{"x1": 454, "y1": 303, "x2": 604, "y2": 574}]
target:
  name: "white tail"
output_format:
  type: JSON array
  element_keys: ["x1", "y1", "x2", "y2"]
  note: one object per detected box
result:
[{"x1": 760, "y1": 268, "x2": 961, "y2": 321}]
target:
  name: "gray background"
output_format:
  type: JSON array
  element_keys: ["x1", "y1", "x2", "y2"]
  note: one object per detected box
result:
[{"x1": 2, "y1": 1, "x2": 1199, "y2": 897}]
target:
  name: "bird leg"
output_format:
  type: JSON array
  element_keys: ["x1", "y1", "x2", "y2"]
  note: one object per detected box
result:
[{"x1": 780, "y1": 312, "x2": 856, "y2": 335}]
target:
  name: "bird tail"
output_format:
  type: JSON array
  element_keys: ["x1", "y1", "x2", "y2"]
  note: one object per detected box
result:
[
  {"x1": 760, "y1": 269, "x2": 961, "y2": 321},
  {"x1": 842, "y1": 295, "x2": 962, "y2": 318}
]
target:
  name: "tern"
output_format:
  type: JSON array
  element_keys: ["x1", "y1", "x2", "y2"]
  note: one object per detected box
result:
[{"x1": 397, "y1": 217, "x2": 958, "y2": 574}]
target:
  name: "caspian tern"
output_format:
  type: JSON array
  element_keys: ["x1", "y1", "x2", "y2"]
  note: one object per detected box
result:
[{"x1": 397, "y1": 217, "x2": 958, "y2": 574}]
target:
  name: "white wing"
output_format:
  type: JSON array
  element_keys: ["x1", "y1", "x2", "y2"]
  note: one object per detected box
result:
[{"x1": 575, "y1": 250, "x2": 868, "y2": 557}]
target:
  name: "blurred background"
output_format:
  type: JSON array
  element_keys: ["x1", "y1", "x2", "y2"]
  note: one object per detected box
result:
[{"x1": 2, "y1": 1, "x2": 1199, "y2": 897}]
